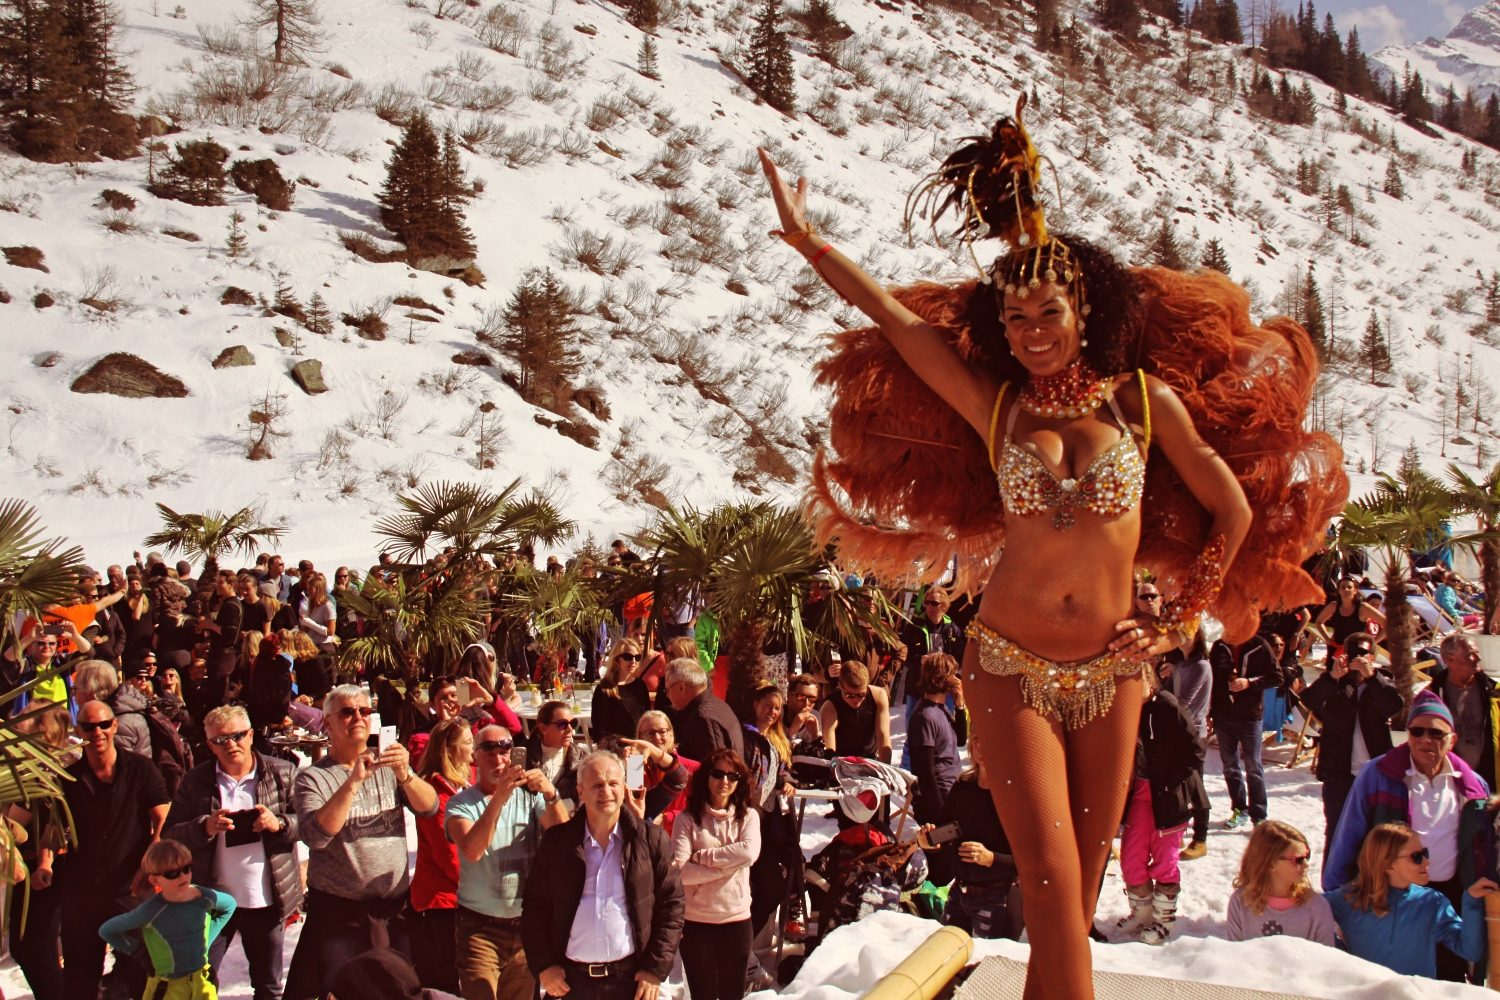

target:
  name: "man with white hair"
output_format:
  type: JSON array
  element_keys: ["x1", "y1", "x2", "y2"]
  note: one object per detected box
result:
[
  {"x1": 1426, "y1": 633, "x2": 1500, "y2": 791},
  {"x1": 523, "y1": 751, "x2": 683, "y2": 1000},
  {"x1": 285, "y1": 684, "x2": 439, "y2": 998},
  {"x1": 662, "y1": 657, "x2": 743, "y2": 763},
  {"x1": 164, "y1": 704, "x2": 301, "y2": 1000}
]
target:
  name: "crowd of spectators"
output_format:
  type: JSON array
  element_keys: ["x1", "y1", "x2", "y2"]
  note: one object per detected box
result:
[{"x1": 5, "y1": 542, "x2": 1500, "y2": 998}]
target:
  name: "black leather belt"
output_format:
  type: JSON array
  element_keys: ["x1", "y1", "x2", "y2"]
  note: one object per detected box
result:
[{"x1": 565, "y1": 957, "x2": 635, "y2": 978}]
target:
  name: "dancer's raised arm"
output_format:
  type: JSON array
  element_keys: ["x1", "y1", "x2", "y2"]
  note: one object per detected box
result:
[{"x1": 759, "y1": 148, "x2": 999, "y2": 438}]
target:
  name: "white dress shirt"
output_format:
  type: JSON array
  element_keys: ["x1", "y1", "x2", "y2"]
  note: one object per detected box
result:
[
  {"x1": 565, "y1": 822, "x2": 635, "y2": 963},
  {"x1": 1405, "y1": 757, "x2": 1465, "y2": 883},
  {"x1": 214, "y1": 765, "x2": 274, "y2": 909}
]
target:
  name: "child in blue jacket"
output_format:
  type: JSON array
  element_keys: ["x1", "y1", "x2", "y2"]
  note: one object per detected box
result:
[
  {"x1": 99, "y1": 839, "x2": 236, "y2": 1000},
  {"x1": 1325, "y1": 821, "x2": 1497, "y2": 979}
]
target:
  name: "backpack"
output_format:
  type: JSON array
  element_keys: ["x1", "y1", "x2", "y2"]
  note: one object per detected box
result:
[{"x1": 126, "y1": 704, "x2": 194, "y2": 796}]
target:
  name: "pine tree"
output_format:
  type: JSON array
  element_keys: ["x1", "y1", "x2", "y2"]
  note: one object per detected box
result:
[
  {"x1": 1148, "y1": 218, "x2": 1185, "y2": 270},
  {"x1": 306, "y1": 291, "x2": 332, "y2": 335},
  {"x1": 637, "y1": 34, "x2": 659, "y2": 79},
  {"x1": 150, "y1": 138, "x2": 229, "y2": 205},
  {"x1": 1301, "y1": 264, "x2": 1326, "y2": 356},
  {"x1": 1484, "y1": 93, "x2": 1500, "y2": 150},
  {"x1": 0, "y1": 0, "x2": 136, "y2": 161},
  {"x1": 1398, "y1": 439, "x2": 1422, "y2": 479},
  {"x1": 1486, "y1": 272, "x2": 1500, "y2": 325},
  {"x1": 804, "y1": 0, "x2": 847, "y2": 64},
  {"x1": 500, "y1": 268, "x2": 583, "y2": 407},
  {"x1": 379, "y1": 113, "x2": 476, "y2": 263},
  {"x1": 1359, "y1": 311, "x2": 1390, "y2": 384},
  {"x1": 226, "y1": 209, "x2": 248, "y2": 258},
  {"x1": 1382, "y1": 157, "x2": 1403, "y2": 199},
  {"x1": 1200, "y1": 237, "x2": 1230, "y2": 274},
  {"x1": 1216, "y1": 0, "x2": 1242, "y2": 42},
  {"x1": 1098, "y1": 0, "x2": 1141, "y2": 38},
  {"x1": 625, "y1": 0, "x2": 658, "y2": 34},
  {"x1": 244, "y1": 0, "x2": 323, "y2": 64},
  {"x1": 1034, "y1": 0, "x2": 1059, "y2": 49},
  {"x1": 747, "y1": 0, "x2": 795, "y2": 114}
]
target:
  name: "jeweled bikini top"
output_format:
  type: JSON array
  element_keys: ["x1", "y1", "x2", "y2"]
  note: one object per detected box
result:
[{"x1": 988, "y1": 372, "x2": 1149, "y2": 531}]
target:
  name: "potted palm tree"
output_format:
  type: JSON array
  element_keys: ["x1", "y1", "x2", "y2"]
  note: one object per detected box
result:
[
  {"x1": 626, "y1": 502, "x2": 898, "y2": 714},
  {"x1": 339, "y1": 481, "x2": 575, "y2": 696},
  {"x1": 1338, "y1": 470, "x2": 1470, "y2": 715},
  {"x1": 140, "y1": 502, "x2": 285, "y2": 579},
  {"x1": 1446, "y1": 461, "x2": 1500, "y2": 635},
  {"x1": 0, "y1": 501, "x2": 89, "y2": 929}
]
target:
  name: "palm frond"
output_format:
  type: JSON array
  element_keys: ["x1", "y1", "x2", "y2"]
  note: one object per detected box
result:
[{"x1": 141, "y1": 503, "x2": 284, "y2": 562}]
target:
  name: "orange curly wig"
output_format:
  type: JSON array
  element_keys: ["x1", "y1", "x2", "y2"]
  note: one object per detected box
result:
[{"x1": 807, "y1": 267, "x2": 1347, "y2": 643}]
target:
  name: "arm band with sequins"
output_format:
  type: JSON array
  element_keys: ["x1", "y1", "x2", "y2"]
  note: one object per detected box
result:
[{"x1": 1154, "y1": 534, "x2": 1226, "y2": 639}]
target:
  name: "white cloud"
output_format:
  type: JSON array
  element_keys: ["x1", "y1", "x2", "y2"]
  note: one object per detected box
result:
[
  {"x1": 1341, "y1": 4, "x2": 1409, "y2": 49},
  {"x1": 1437, "y1": 2, "x2": 1469, "y2": 37}
]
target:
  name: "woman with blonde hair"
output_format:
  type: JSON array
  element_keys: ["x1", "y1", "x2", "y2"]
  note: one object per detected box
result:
[
  {"x1": 634, "y1": 710, "x2": 693, "y2": 827},
  {"x1": 410, "y1": 717, "x2": 473, "y2": 993},
  {"x1": 591, "y1": 637, "x2": 652, "y2": 740},
  {"x1": 298, "y1": 572, "x2": 337, "y2": 654},
  {"x1": 1226, "y1": 820, "x2": 1334, "y2": 944},
  {"x1": 1325, "y1": 822, "x2": 1497, "y2": 977}
]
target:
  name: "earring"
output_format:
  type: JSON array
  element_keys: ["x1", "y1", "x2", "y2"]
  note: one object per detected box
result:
[{"x1": 1080, "y1": 338, "x2": 1089, "y2": 347}]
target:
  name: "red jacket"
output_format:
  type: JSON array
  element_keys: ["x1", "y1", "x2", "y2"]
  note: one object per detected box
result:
[{"x1": 410, "y1": 774, "x2": 462, "y2": 911}]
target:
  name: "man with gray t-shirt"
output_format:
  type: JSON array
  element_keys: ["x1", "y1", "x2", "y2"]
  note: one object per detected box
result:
[{"x1": 284, "y1": 685, "x2": 438, "y2": 999}]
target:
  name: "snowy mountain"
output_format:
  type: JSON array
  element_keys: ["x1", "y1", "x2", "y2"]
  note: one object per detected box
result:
[
  {"x1": 5, "y1": 0, "x2": 1500, "y2": 569},
  {"x1": 1371, "y1": 0, "x2": 1500, "y2": 102}
]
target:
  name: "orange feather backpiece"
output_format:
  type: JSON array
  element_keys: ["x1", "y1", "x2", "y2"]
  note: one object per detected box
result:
[{"x1": 805, "y1": 268, "x2": 1348, "y2": 643}]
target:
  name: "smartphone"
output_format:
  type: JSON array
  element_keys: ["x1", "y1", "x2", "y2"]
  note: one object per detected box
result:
[
  {"x1": 365, "y1": 711, "x2": 383, "y2": 751},
  {"x1": 510, "y1": 746, "x2": 529, "y2": 769},
  {"x1": 462, "y1": 679, "x2": 482, "y2": 704},
  {"x1": 379, "y1": 725, "x2": 397, "y2": 752},
  {"x1": 626, "y1": 753, "x2": 646, "y2": 790},
  {"x1": 929, "y1": 822, "x2": 961, "y2": 846},
  {"x1": 224, "y1": 809, "x2": 260, "y2": 848}
]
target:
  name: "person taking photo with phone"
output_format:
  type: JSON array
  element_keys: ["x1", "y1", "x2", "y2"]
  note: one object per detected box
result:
[
  {"x1": 163, "y1": 704, "x2": 301, "y2": 1000},
  {"x1": 1299, "y1": 632, "x2": 1402, "y2": 857},
  {"x1": 285, "y1": 684, "x2": 438, "y2": 998},
  {"x1": 446, "y1": 724, "x2": 568, "y2": 1000}
]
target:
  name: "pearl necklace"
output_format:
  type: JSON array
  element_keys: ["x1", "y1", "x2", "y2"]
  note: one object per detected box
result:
[{"x1": 1019, "y1": 360, "x2": 1111, "y2": 419}]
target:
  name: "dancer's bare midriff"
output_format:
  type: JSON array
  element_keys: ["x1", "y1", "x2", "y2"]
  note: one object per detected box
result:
[{"x1": 971, "y1": 512, "x2": 1142, "y2": 662}]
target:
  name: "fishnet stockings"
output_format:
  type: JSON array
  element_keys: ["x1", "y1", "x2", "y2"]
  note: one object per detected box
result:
[{"x1": 963, "y1": 642, "x2": 1144, "y2": 1000}]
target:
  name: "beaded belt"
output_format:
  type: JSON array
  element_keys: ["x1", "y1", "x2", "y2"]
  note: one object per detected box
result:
[{"x1": 967, "y1": 620, "x2": 1142, "y2": 730}]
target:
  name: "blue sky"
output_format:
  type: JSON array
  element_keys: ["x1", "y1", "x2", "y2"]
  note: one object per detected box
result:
[{"x1": 1311, "y1": 1, "x2": 1471, "y2": 48}]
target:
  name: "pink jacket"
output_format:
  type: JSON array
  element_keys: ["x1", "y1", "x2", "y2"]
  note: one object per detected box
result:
[{"x1": 670, "y1": 804, "x2": 760, "y2": 924}]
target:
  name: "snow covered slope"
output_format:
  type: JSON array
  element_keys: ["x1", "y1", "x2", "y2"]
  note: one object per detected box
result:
[{"x1": 4, "y1": 0, "x2": 1500, "y2": 566}]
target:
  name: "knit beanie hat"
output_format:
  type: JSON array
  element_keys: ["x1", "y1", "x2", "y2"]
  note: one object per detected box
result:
[{"x1": 1408, "y1": 689, "x2": 1455, "y2": 730}]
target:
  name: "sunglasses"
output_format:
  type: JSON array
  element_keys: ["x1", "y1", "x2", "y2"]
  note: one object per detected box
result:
[
  {"x1": 1280, "y1": 854, "x2": 1311, "y2": 867},
  {"x1": 338, "y1": 706, "x2": 375, "y2": 721},
  {"x1": 617, "y1": 653, "x2": 641, "y2": 662},
  {"x1": 708, "y1": 769, "x2": 740, "y2": 783},
  {"x1": 1137, "y1": 593, "x2": 1161, "y2": 601},
  {"x1": 208, "y1": 729, "x2": 252, "y2": 747},
  {"x1": 79, "y1": 719, "x2": 116, "y2": 733},
  {"x1": 547, "y1": 719, "x2": 575, "y2": 729},
  {"x1": 477, "y1": 739, "x2": 515, "y2": 753},
  {"x1": 922, "y1": 600, "x2": 943, "y2": 607},
  {"x1": 841, "y1": 689, "x2": 868, "y2": 702},
  {"x1": 1407, "y1": 726, "x2": 1452, "y2": 741},
  {"x1": 1400, "y1": 848, "x2": 1430, "y2": 865},
  {"x1": 151, "y1": 865, "x2": 192, "y2": 880}
]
